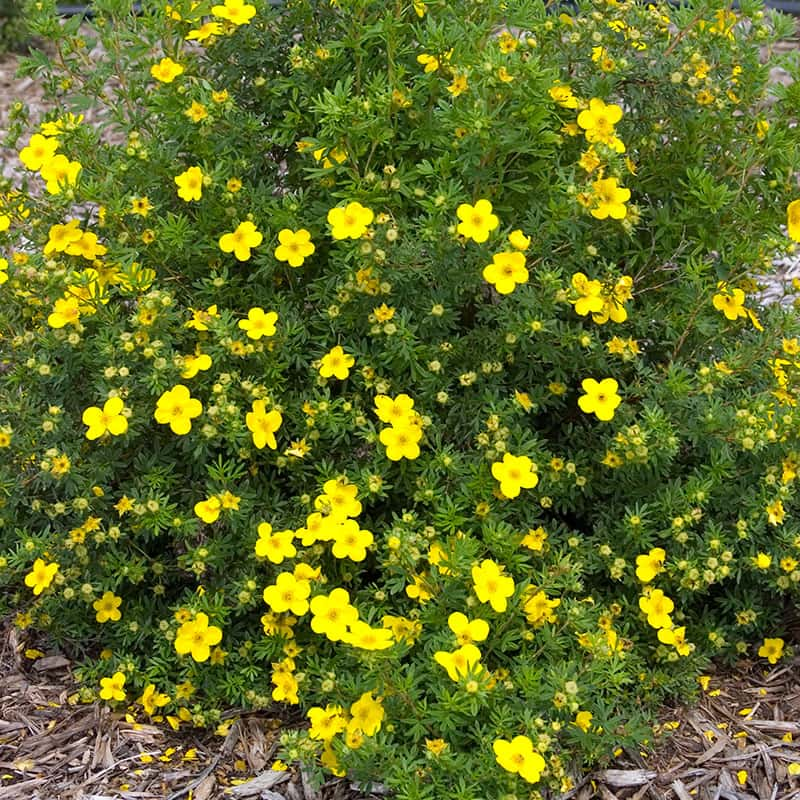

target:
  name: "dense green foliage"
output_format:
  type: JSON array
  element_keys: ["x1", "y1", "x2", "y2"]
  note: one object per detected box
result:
[{"x1": 3, "y1": 0, "x2": 800, "y2": 794}]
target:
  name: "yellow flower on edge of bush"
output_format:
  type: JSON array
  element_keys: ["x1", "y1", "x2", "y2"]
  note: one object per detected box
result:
[
  {"x1": 758, "y1": 637, "x2": 784, "y2": 664},
  {"x1": 154, "y1": 384, "x2": 203, "y2": 435},
  {"x1": 18, "y1": 133, "x2": 59, "y2": 171},
  {"x1": 99, "y1": 672, "x2": 126, "y2": 702},
  {"x1": 24, "y1": 558, "x2": 59, "y2": 595},
  {"x1": 174, "y1": 612, "x2": 223, "y2": 662},
  {"x1": 787, "y1": 199, "x2": 800, "y2": 242}
]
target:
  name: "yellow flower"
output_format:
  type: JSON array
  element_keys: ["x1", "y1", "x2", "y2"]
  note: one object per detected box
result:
[
  {"x1": 766, "y1": 499, "x2": 786, "y2": 526},
  {"x1": 349, "y1": 692, "x2": 384, "y2": 736},
  {"x1": 434, "y1": 643, "x2": 483, "y2": 681},
  {"x1": 521, "y1": 526, "x2": 547, "y2": 551},
  {"x1": 522, "y1": 589, "x2": 560, "y2": 627},
  {"x1": 447, "y1": 73, "x2": 468, "y2": 97},
  {"x1": 274, "y1": 228, "x2": 315, "y2": 267},
  {"x1": 319, "y1": 345, "x2": 355, "y2": 379},
  {"x1": 310, "y1": 588, "x2": 359, "y2": 641},
  {"x1": 590, "y1": 177, "x2": 630, "y2": 220},
  {"x1": 571, "y1": 272, "x2": 605, "y2": 316},
  {"x1": 639, "y1": 589, "x2": 674, "y2": 629},
  {"x1": 471, "y1": 559, "x2": 515, "y2": 612},
  {"x1": 238, "y1": 307, "x2": 278, "y2": 339},
  {"x1": 139, "y1": 684, "x2": 170, "y2": 716},
  {"x1": 40, "y1": 155, "x2": 82, "y2": 195},
  {"x1": 508, "y1": 229, "x2": 531, "y2": 250},
  {"x1": 635, "y1": 547, "x2": 666, "y2": 583},
  {"x1": 130, "y1": 196, "x2": 153, "y2": 216},
  {"x1": 82, "y1": 396, "x2": 128, "y2": 440},
  {"x1": 19, "y1": 134, "x2": 59, "y2": 170},
  {"x1": 788, "y1": 200, "x2": 800, "y2": 243},
  {"x1": 154, "y1": 385, "x2": 203, "y2": 435},
  {"x1": 246, "y1": 400, "x2": 283, "y2": 450},
  {"x1": 308, "y1": 705, "x2": 347, "y2": 741},
  {"x1": 493, "y1": 735, "x2": 546, "y2": 784},
  {"x1": 194, "y1": 495, "x2": 222, "y2": 524},
  {"x1": 24, "y1": 558, "x2": 59, "y2": 595},
  {"x1": 175, "y1": 166, "x2": 204, "y2": 202},
  {"x1": 577, "y1": 98, "x2": 625, "y2": 152},
  {"x1": 712, "y1": 282, "x2": 747, "y2": 321},
  {"x1": 379, "y1": 422, "x2": 423, "y2": 461},
  {"x1": 456, "y1": 199, "x2": 499, "y2": 243},
  {"x1": 93, "y1": 591, "x2": 122, "y2": 623},
  {"x1": 331, "y1": 519, "x2": 374, "y2": 562},
  {"x1": 211, "y1": 0, "x2": 256, "y2": 25},
  {"x1": 255, "y1": 523, "x2": 296, "y2": 564},
  {"x1": 657, "y1": 626, "x2": 692, "y2": 656},
  {"x1": 219, "y1": 221, "x2": 263, "y2": 261},
  {"x1": 263, "y1": 572, "x2": 311, "y2": 616},
  {"x1": 753, "y1": 552, "x2": 772, "y2": 569},
  {"x1": 185, "y1": 102, "x2": 208, "y2": 123},
  {"x1": 482, "y1": 251, "x2": 529, "y2": 294},
  {"x1": 327, "y1": 202, "x2": 374, "y2": 240},
  {"x1": 549, "y1": 84, "x2": 579, "y2": 108},
  {"x1": 578, "y1": 378, "x2": 621, "y2": 421},
  {"x1": 758, "y1": 637, "x2": 784, "y2": 664},
  {"x1": 174, "y1": 612, "x2": 223, "y2": 662},
  {"x1": 99, "y1": 672, "x2": 126, "y2": 702},
  {"x1": 181, "y1": 352, "x2": 213, "y2": 379},
  {"x1": 374, "y1": 393, "x2": 415, "y2": 425},
  {"x1": 574, "y1": 710, "x2": 593, "y2": 732},
  {"x1": 186, "y1": 21, "x2": 223, "y2": 41},
  {"x1": 447, "y1": 612, "x2": 489, "y2": 645},
  {"x1": 345, "y1": 620, "x2": 394, "y2": 650},
  {"x1": 491, "y1": 453, "x2": 538, "y2": 498},
  {"x1": 150, "y1": 57, "x2": 185, "y2": 83}
]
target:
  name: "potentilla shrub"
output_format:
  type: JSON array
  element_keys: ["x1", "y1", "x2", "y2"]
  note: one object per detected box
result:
[
  {"x1": 0, "y1": 0, "x2": 27, "y2": 53},
  {"x1": 2, "y1": 0, "x2": 800, "y2": 794}
]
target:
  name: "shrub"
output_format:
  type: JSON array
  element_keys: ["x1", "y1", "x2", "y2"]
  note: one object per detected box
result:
[
  {"x1": 2, "y1": 0, "x2": 800, "y2": 794},
  {"x1": 0, "y1": 0, "x2": 27, "y2": 53}
]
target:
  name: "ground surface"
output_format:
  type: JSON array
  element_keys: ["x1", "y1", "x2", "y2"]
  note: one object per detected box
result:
[{"x1": 5, "y1": 22, "x2": 800, "y2": 800}]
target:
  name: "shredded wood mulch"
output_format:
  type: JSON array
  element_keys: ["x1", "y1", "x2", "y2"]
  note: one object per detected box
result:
[
  {"x1": 4, "y1": 615, "x2": 800, "y2": 800},
  {"x1": 0, "y1": 627, "x2": 388, "y2": 800}
]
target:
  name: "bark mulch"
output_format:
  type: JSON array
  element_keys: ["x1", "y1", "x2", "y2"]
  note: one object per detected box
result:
[{"x1": 4, "y1": 616, "x2": 800, "y2": 800}]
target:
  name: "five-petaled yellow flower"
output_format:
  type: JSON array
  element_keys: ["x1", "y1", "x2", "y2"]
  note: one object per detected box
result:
[
  {"x1": 246, "y1": 400, "x2": 283, "y2": 449},
  {"x1": 174, "y1": 612, "x2": 223, "y2": 662},
  {"x1": 150, "y1": 57, "x2": 184, "y2": 83},
  {"x1": 219, "y1": 221, "x2": 263, "y2": 261},
  {"x1": 82, "y1": 396, "x2": 128, "y2": 440},
  {"x1": 274, "y1": 228, "x2": 315, "y2": 267},
  {"x1": 154, "y1": 384, "x2": 203, "y2": 435},
  {"x1": 787, "y1": 200, "x2": 800, "y2": 242},
  {"x1": 327, "y1": 202, "x2": 374, "y2": 240},
  {"x1": 175, "y1": 166, "x2": 204, "y2": 202},
  {"x1": 483, "y1": 251, "x2": 529, "y2": 294},
  {"x1": 238, "y1": 307, "x2": 278, "y2": 340},
  {"x1": 456, "y1": 199, "x2": 499, "y2": 243},
  {"x1": 99, "y1": 672, "x2": 126, "y2": 702},
  {"x1": 493, "y1": 736, "x2": 546, "y2": 784},
  {"x1": 25, "y1": 558, "x2": 59, "y2": 595},
  {"x1": 212, "y1": 0, "x2": 256, "y2": 24},
  {"x1": 93, "y1": 590, "x2": 123, "y2": 623},
  {"x1": 758, "y1": 637, "x2": 784, "y2": 664},
  {"x1": 491, "y1": 453, "x2": 538, "y2": 498},
  {"x1": 319, "y1": 345, "x2": 355, "y2": 379},
  {"x1": 578, "y1": 378, "x2": 622, "y2": 421}
]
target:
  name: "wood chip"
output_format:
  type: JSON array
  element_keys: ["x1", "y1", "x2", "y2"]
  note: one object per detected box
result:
[
  {"x1": 594, "y1": 769, "x2": 658, "y2": 787},
  {"x1": 230, "y1": 770, "x2": 290, "y2": 798}
]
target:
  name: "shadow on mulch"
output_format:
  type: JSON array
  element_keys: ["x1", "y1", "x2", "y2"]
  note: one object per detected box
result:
[{"x1": 3, "y1": 621, "x2": 800, "y2": 800}]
